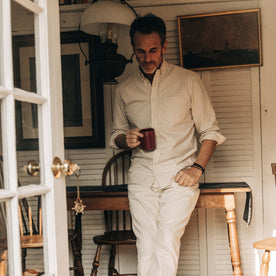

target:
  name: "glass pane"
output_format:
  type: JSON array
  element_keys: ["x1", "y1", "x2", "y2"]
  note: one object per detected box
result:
[
  {"x1": 15, "y1": 100, "x2": 40, "y2": 186},
  {"x1": 12, "y1": 2, "x2": 40, "y2": 186},
  {"x1": 19, "y1": 196, "x2": 44, "y2": 274},
  {"x1": 12, "y1": 1, "x2": 37, "y2": 94}
]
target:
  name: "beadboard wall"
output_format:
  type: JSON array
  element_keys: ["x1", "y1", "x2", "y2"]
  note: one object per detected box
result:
[{"x1": 15, "y1": 0, "x2": 264, "y2": 275}]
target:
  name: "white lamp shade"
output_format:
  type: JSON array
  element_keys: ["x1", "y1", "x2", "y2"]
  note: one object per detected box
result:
[{"x1": 80, "y1": 1, "x2": 136, "y2": 35}]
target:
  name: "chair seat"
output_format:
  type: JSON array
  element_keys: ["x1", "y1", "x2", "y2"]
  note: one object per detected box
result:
[
  {"x1": 0, "y1": 235, "x2": 43, "y2": 249},
  {"x1": 0, "y1": 250, "x2": 7, "y2": 276},
  {"x1": 21, "y1": 235, "x2": 43, "y2": 248},
  {"x1": 93, "y1": 230, "x2": 136, "y2": 246},
  {"x1": 253, "y1": 236, "x2": 276, "y2": 251}
]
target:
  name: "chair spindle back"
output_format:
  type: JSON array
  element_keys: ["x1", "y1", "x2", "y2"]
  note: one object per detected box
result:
[{"x1": 102, "y1": 151, "x2": 132, "y2": 233}]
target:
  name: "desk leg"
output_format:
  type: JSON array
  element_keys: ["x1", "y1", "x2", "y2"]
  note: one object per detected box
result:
[
  {"x1": 71, "y1": 213, "x2": 85, "y2": 276},
  {"x1": 260, "y1": 250, "x2": 270, "y2": 276},
  {"x1": 226, "y1": 208, "x2": 242, "y2": 276}
]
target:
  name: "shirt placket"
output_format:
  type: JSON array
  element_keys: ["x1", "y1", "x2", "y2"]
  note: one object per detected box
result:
[{"x1": 151, "y1": 70, "x2": 161, "y2": 184}]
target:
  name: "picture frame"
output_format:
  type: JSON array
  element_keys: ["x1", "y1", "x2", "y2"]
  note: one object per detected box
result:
[
  {"x1": 177, "y1": 9, "x2": 262, "y2": 70},
  {"x1": 13, "y1": 31, "x2": 105, "y2": 150}
]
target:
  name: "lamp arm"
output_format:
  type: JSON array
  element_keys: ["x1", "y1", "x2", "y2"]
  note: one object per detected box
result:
[
  {"x1": 121, "y1": 0, "x2": 138, "y2": 18},
  {"x1": 127, "y1": 52, "x2": 135, "y2": 64},
  {"x1": 79, "y1": 42, "x2": 89, "y2": 65},
  {"x1": 78, "y1": 23, "x2": 89, "y2": 66}
]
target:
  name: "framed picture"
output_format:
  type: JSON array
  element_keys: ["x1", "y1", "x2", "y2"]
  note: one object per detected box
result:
[
  {"x1": 177, "y1": 9, "x2": 262, "y2": 70},
  {"x1": 13, "y1": 31, "x2": 105, "y2": 150}
]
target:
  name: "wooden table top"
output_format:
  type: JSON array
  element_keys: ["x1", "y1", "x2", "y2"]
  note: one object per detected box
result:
[{"x1": 66, "y1": 182, "x2": 251, "y2": 196}]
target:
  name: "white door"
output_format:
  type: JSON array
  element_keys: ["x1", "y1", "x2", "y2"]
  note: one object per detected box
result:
[{"x1": 0, "y1": 0, "x2": 69, "y2": 275}]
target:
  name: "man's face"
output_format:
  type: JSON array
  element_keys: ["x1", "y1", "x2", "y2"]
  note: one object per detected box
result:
[{"x1": 133, "y1": 31, "x2": 167, "y2": 74}]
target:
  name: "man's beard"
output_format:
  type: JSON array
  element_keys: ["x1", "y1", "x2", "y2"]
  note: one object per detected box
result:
[{"x1": 141, "y1": 61, "x2": 157, "y2": 74}]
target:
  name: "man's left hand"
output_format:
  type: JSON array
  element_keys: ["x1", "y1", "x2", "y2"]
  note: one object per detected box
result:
[{"x1": 174, "y1": 167, "x2": 202, "y2": 187}]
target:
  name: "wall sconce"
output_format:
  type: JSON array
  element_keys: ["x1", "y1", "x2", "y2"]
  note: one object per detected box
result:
[{"x1": 80, "y1": 0, "x2": 137, "y2": 84}]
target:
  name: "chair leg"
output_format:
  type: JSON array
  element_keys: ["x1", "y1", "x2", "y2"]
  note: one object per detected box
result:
[
  {"x1": 260, "y1": 250, "x2": 270, "y2": 276},
  {"x1": 22, "y1": 248, "x2": 27, "y2": 272},
  {"x1": 90, "y1": 245, "x2": 102, "y2": 276},
  {"x1": 108, "y1": 245, "x2": 116, "y2": 276}
]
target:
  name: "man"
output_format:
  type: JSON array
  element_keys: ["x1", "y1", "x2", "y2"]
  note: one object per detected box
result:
[{"x1": 109, "y1": 13, "x2": 225, "y2": 276}]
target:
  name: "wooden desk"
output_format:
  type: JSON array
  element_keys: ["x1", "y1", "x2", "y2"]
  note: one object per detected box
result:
[{"x1": 67, "y1": 182, "x2": 251, "y2": 276}]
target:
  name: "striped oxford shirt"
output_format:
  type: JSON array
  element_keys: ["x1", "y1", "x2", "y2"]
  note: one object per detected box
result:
[{"x1": 110, "y1": 60, "x2": 226, "y2": 189}]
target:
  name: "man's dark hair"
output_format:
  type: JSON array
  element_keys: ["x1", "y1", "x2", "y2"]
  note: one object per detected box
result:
[{"x1": 130, "y1": 13, "x2": 167, "y2": 47}]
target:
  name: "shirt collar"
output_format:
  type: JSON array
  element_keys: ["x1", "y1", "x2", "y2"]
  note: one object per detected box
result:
[
  {"x1": 137, "y1": 59, "x2": 169, "y2": 80},
  {"x1": 159, "y1": 59, "x2": 168, "y2": 77}
]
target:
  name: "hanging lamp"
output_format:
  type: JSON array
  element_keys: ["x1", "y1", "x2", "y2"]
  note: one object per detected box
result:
[{"x1": 80, "y1": 0, "x2": 137, "y2": 84}]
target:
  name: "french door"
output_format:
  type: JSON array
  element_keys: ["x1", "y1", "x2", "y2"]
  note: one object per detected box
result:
[{"x1": 0, "y1": 0, "x2": 69, "y2": 275}]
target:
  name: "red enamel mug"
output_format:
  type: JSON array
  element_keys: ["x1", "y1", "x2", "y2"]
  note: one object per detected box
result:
[{"x1": 140, "y1": 128, "x2": 156, "y2": 151}]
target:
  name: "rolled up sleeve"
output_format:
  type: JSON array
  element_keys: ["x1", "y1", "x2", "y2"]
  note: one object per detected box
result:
[
  {"x1": 109, "y1": 87, "x2": 130, "y2": 149},
  {"x1": 191, "y1": 74, "x2": 226, "y2": 146}
]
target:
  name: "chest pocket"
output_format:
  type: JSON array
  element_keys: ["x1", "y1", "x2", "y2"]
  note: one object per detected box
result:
[{"x1": 159, "y1": 95, "x2": 191, "y2": 127}]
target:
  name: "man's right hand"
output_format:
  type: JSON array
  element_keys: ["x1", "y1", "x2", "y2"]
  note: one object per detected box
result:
[
  {"x1": 126, "y1": 128, "x2": 143, "y2": 148},
  {"x1": 115, "y1": 128, "x2": 144, "y2": 150}
]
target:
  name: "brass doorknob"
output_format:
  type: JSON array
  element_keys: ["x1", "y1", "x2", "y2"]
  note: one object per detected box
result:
[
  {"x1": 52, "y1": 157, "x2": 80, "y2": 178},
  {"x1": 27, "y1": 160, "x2": 40, "y2": 176}
]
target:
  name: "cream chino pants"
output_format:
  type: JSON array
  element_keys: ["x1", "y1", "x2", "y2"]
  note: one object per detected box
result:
[{"x1": 128, "y1": 180, "x2": 200, "y2": 276}]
